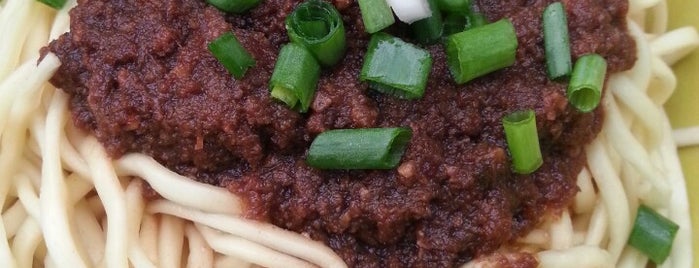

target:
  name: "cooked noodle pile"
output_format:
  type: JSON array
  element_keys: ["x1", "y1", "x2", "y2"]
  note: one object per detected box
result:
[{"x1": 0, "y1": 0, "x2": 697, "y2": 267}]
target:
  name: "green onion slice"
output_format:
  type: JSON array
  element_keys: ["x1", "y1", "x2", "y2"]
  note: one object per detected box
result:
[
  {"x1": 443, "y1": 14, "x2": 467, "y2": 36},
  {"x1": 502, "y1": 110, "x2": 543, "y2": 174},
  {"x1": 543, "y1": 2, "x2": 572, "y2": 80},
  {"x1": 412, "y1": 0, "x2": 444, "y2": 45},
  {"x1": 628, "y1": 204, "x2": 679, "y2": 264},
  {"x1": 466, "y1": 12, "x2": 487, "y2": 29},
  {"x1": 567, "y1": 54, "x2": 607, "y2": 112},
  {"x1": 436, "y1": 0, "x2": 470, "y2": 12},
  {"x1": 445, "y1": 19, "x2": 518, "y2": 84},
  {"x1": 443, "y1": 7, "x2": 486, "y2": 36},
  {"x1": 37, "y1": 0, "x2": 67, "y2": 9},
  {"x1": 307, "y1": 128, "x2": 412, "y2": 169},
  {"x1": 207, "y1": 32, "x2": 256, "y2": 79},
  {"x1": 206, "y1": 0, "x2": 260, "y2": 13},
  {"x1": 286, "y1": 0, "x2": 347, "y2": 66},
  {"x1": 360, "y1": 33, "x2": 433, "y2": 99},
  {"x1": 358, "y1": 0, "x2": 396, "y2": 34},
  {"x1": 269, "y1": 43, "x2": 320, "y2": 112}
]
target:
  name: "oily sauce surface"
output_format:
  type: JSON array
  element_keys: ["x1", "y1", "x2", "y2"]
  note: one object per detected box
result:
[{"x1": 47, "y1": 0, "x2": 635, "y2": 266}]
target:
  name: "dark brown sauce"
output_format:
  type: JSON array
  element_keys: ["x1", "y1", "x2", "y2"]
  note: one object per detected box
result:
[{"x1": 46, "y1": 0, "x2": 635, "y2": 266}]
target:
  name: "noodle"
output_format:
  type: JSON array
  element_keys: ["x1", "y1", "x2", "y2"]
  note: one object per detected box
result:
[
  {"x1": 147, "y1": 201, "x2": 346, "y2": 268},
  {"x1": 11, "y1": 218, "x2": 42, "y2": 268},
  {"x1": 651, "y1": 27, "x2": 699, "y2": 65},
  {"x1": 184, "y1": 224, "x2": 214, "y2": 268},
  {"x1": 196, "y1": 224, "x2": 316, "y2": 268},
  {"x1": 538, "y1": 245, "x2": 612, "y2": 268},
  {"x1": 125, "y1": 180, "x2": 157, "y2": 268},
  {"x1": 140, "y1": 213, "x2": 160, "y2": 265},
  {"x1": 78, "y1": 136, "x2": 129, "y2": 268},
  {"x1": 158, "y1": 215, "x2": 185, "y2": 268},
  {"x1": 114, "y1": 154, "x2": 242, "y2": 215},
  {"x1": 585, "y1": 137, "x2": 631, "y2": 262},
  {"x1": 0, "y1": 0, "x2": 697, "y2": 267},
  {"x1": 673, "y1": 126, "x2": 699, "y2": 147}
]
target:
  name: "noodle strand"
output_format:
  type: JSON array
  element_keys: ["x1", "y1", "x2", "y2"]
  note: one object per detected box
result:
[
  {"x1": 185, "y1": 225, "x2": 214, "y2": 268},
  {"x1": 78, "y1": 137, "x2": 129, "y2": 268},
  {"x1": 148, "y1": 200, "x2": 348, "y2": 268},
  {"x1": 585, "y1": 138, "x2": 631, "y2": 262},
  {"x1": 40, "y1": 82, "x2": 90, "y2": 268}
]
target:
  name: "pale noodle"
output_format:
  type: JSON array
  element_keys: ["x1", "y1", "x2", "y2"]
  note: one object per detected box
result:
[
  {"x1": 0, "y1": 0, "x2": 697, "y2": 267},
  {"x1": 673, "y1": 126, "x2": 699, "y2": 147}
]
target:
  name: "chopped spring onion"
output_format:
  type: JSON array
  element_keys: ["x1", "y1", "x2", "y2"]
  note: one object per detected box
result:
[
  {"x1": 306, "y1": 128, "x2": 412, "y2": 169},
  {"x1": 445, "y1": 19, "x2": 518, "y2": 84},
  {"x1": 444, "y1": 10, "x2": 487, "y2": 36},
  {"x1": 543, "y1": 2, "x2": 572, "y2": 80},
  {"x1": 443, "y1": 14, "x2": 468, "y2": 36},
  {"x1": 358, "y1": 0, "x2": 396, "y2": 34},
  {"x1": 269, "y1": 43, "x2": 320, "y2": 112},
  {"x1": 386, "y1": 0, "x2": 432, "y2": 24},
  {"x1": 502, "y1": 110, "x2": 542, "y2": 174},
  {"x1": 436, "y1": 0, "x2": 470, "y2": 12},
  {"x1": 286, "y1": 0, "x2": 346, "y2": 66},
  {"x1": 412, "y1": 0, "x2": 443, "y2": 45},
  {"x1": 206, "y1": 0, "x2": 260, "y2": 13},
  {"x1": 567, "y1": 54, "x2": 607, "y2": 112},
  {"x1": 360, "y1": 33, "x2": 433, "y2": 99},
  {"x1": 207, "y1": 32, "x2": 256, "y2": 79},
  {"x1": 37, "y1": 0, "x2": 66, "y2": 9},
  {"x1": 628, "y1": 204, "x2": 679, "y2": 264},
  {"x1": 467, "y1": 12, "x2": 487, "y2": 28}
]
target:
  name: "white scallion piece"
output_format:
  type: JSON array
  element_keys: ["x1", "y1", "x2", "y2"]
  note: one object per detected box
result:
[{"x1": 386, "y1": 0, "x2": 431, "y2": 24}]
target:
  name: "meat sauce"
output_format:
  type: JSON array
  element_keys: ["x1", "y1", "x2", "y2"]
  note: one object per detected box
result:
[{"x1": 46, "y1": 0, "x2": 636, "y2": 266}]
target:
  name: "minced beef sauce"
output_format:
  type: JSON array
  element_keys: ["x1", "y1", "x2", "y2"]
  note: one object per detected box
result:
[{"x1": 46, "y1": 0, "x2": 635, "y2": 267}]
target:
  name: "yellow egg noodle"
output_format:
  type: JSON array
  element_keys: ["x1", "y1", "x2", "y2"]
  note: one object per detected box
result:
[{"x1": 0, "y1": 0, "x2": 697, "y2": 267}]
